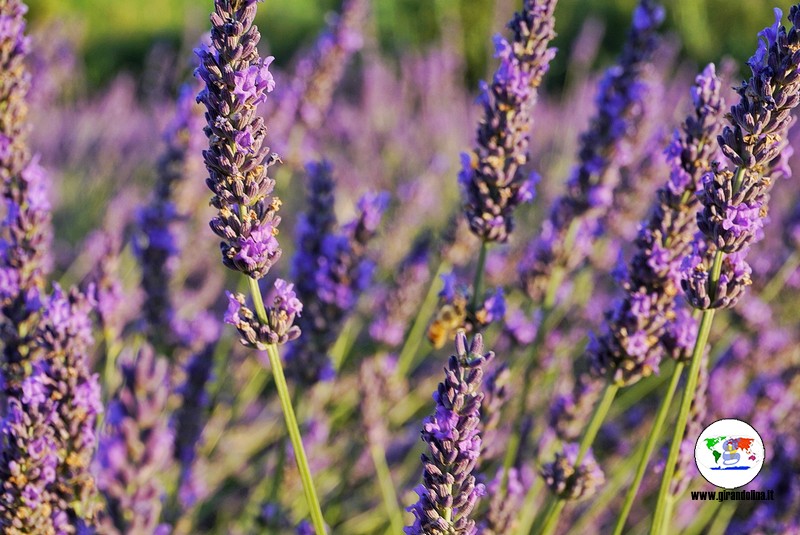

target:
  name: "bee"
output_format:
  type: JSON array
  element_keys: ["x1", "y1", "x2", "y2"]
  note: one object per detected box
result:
[{"x1": 427, "y1": 297, "x2": 468, "y2": 349}]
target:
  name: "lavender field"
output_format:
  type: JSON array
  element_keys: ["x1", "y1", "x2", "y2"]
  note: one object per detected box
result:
[{"x1": 1, "y1": 0, "x2": 799, "y2": 533}]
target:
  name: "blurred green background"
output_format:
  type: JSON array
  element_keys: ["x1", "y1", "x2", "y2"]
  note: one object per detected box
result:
[{"x1": 26, "y1": 0, "x2": 793, "y2": 89}]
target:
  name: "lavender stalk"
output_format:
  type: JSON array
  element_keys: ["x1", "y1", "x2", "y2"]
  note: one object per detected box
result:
[
  {"x1": 194, "y1": 1, "x2": 324, "y2": 531},
  {"x1": 96, "y1": 345, "x2": 173, "y2": 535},
  {"x1": 611, "y1": 63, "x2": 724, "y2": 535},
  {"x1": 405, "y1": 331, "x2": 493, "y2": 535},
  {"x1": 519, "y1": 0, "x2": 664, "y2": 302},
  {"x1": 0, "y1": 0, "x2": 52, "y2": 396},
  {"x1": 459, "y1": 0, "x2": 557, "y2": 243},
  {"x1": 653, "y1": 7, "x2": 800, "y2": 532}
]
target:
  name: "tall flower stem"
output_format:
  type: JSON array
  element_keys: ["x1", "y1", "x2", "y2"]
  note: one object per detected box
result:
[
  {"x1": 761, "y1": 251, "x2": 800, "y2": 303},
  {"x1": 537, "y1": 383, "x2": 619, "y2": 535},
  {"x1": 248, "y1": 278, "x2": 326, "y2": 534},
  {"x1": 650, "y1": 304, "x2": 716, "y2": 535},
  {"x1": 368, "y1": 440, "x2": 405, "y2": 534},
  {"x1": 501, "y1": 247, "x2": 565, "y2": 483},
  {"x1": 612, "y1": 361, "x2": 685, "y2": 535},
  {"x1": 396, "y1": 260, "x2": 448, "y2": 377},
  {"x1": 470, "y1": 241, "x2": 488, "y2": 311}
]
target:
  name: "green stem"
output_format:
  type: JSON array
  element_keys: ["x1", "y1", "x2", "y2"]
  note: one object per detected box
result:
[
  {"x1": 650, "y1": 306, "x2": 716, "y2": 535},
  {"x1": 760, "y1": 250, "x2": 800, "y2": 303},
  {"x1": 247, "y1": 278, "x2": 326, "y2": 534},
  {"x1": 538, "y1": 499, "x2": 566, "y2": 535},
  {"x1": 612, "y1": 361, "x2": 685, "y2": 535},
  {"x1": 396, "y1": 261, "x2": 448, "y2": 377},
  {"x1": 707, "y1": 501, "x2": 737, "y2": 535},
  {"x1": 500, "y1": 307, "x2": 550, "y2": 484},
  {"x1": 661, "y1": 495, "x2": 677, "y2": 534},
  {"x1": 367, "y1": 440, "x2": 405, "y2": 534},
  {"x1": 470, "y1": 241, "x2": 488, "y2": 311},
  {"x1": 501, "y1": 264, "x2": 563, "y2": 486},
  {"x1": 538, "y1": 383, "x2": 619, "y2": 535}
]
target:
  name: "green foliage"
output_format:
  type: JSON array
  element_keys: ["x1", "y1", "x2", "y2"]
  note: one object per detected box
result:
[{"x1": 25, "y1": 0, "x2": 796, "y2": 89}]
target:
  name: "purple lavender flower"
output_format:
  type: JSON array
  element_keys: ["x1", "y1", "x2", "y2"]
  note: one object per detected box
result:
[
  {"x1": 224, "y1": 278, "x2": 303, "y2": 348},
  {"x1": 37, "y1": 284, "x2": 102, "y2": 525},
  {"x1": 478, "y1": 466, "x2": 533, "y2": 534},
  {"x1": 134, "y1": 82, "x2": 204, "y2": 349},
  {"x1": 96, "y1": 344, "x2": 174, "y2": 535},
  {"x1": 549, "y1": 373, "x2": 604, "y2": 442},
  {"x1": 296, "y1": 0, "x2": 368, "y2": 130},
  {"x1": 405, "y1": 332, "x2": 492, "y2": 535},
  {"x1": 360, "y1": 354, "x2": 406, "y2": 450},
  {"x1": 0, "y1": 364, "x2": 62, "y2": 531},
  {"x1": 171, "y1": 312, "x2": 220, "y2": 506},
  {"x1": 519, "y1": 0, "x2": 664, "y2": 301},
  {"x1": 541, "y1": 443, "x2": 605, "y2": 500},
  {"x1": 369, "y1": 234, "x2": 431, "y2": 346},
  {"x1": 587, "y1": 64, "x2": 723, "y2": 386},
  {"x1": 683, "y1": 7, "x2": 800, "y2": 310},
  {"x1": 459, "y1": 0, "x2": 557, "y2": 242},
  {"x1": 1, "y1": 0, "x2": 53, "y2": 395},
  {"x1": 286, "y1": 160, "x2": 387, "y2": 384},
  {"x1": 195, "y1": 0, "x2": 282, "y2": 280},
  {"x1": 84, "y1": 230, "x2": 126, "y2": 344},
  {"x1": 479, "y1": 361, "x2": 511, "y2": 463}
]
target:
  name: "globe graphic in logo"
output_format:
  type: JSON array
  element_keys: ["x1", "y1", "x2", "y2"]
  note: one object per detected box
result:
[{"x1": 694, "y1": 419, "x2": 765, "y2": 489}]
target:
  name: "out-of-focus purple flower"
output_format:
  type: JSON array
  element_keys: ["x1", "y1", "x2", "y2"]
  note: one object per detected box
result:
[
  {"x1": 369, "y1": 234, "x2": 431, "y2": 346},
  {"x1": 479, "y1": 466, "x2": 533, "y2": 534},
  {"x1": 684, "y1": 7, "x2": 800, "y2": 310},
  {"x1": 172, "y1": 313, "x2": 219, "y2": 507},
  {"x1": 1, "y1": 163, "x2": 53, "y2": 394},
  {"x1": 503, "y1": 308, "x2": 539, "y2": 346},
  {"x1": 286, "y1": 160, "x2": 386, "y2": 385},
  {"x1": 541, "y1": 442, "x2": 605, "y2": 500},
  {"x1": 96, "y1": 344, "x2": 174, "y2": 535},
  {"x1": 196, "y1": 0, "x2": 283, "y2": 280},
  {"x1": 296, "y1": 520, "x2": 316, "y2": 535},
  {"x1": 480, "y1": 362, "x2": 511, "y2": 463},
  {"x1": 134, "y1": 82, "x2": 205, "y2": 350},
  {"x1": 273, "y1": 0, "x2": 369, "y2": 136},
  {"x1": 0, "y1": 364, "x2": 62, "y2": 531},
  {"x1": 459, "y1": 0, "x2": 557, "y2": 243},
  {"x1": 549, "y1": 373, "x2": 604, "y2": 442},
  {"x1": 587, "y1": 64, "x2": 723, "y2": 386},
  {"x1": 405, "y1": 332, "x2": 493, "y2": 535},
  {"x1": 37, "y1": 284, "x2": 102, "y2": 525},
  {"x1": 519, "y1": 0, "x2": 664, "y2": 301},
  {"x1": 481, "y1": 288, "x2": 506, "y2": 323}
]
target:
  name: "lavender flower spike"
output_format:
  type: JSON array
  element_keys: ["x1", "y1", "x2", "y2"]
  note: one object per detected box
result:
[
  {"x1": 541, "y1": 443, "x2": 605, "y2": 500},
  {"x1": 588, "y1": 64, "x2": 723, "y2": 386},
  {"x1": 0, "y1": 364, "x2": 63, "y2": 532},
  {"x1": 96, "y1": 344, "x2": 174, "y2": 535},
  {"x1": 195, "y1": 0, "x2": 282, "y2": 280},
  {"x1": 37, "y1": 284, "x2": 103, "y2": 525},
  {"x1": 460, "y1": 0, "x2": 557, "y2": 243},
  {"x1": 683, "y1": 6, "x2": 800, "y2": 310},
  {"x1": 0, "y1": 0, "x2": 53, "y2": 394},
  {"x1": 134, "y1": 82, "x2": 204, "y2": 349},
  {"x1": 287, "y1": 160, "x2": 388, "y2": 384},
  {"x1": 405, "y1": 331, "x2": 493, "y2": 535},
  {"x1": 519, "y1": 0, "x2": 664, "y2": 300},
  {"x1": 296, "y1": 0, "x2": 368, "y2": 130}
]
